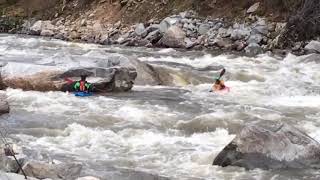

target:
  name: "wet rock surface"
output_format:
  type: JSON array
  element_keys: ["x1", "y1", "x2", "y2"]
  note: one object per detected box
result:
[
  {"x1": 0, "y1": 94, "x2": 9, "y2": 115},
  {"x1": 0, "y1": 55, "x2": 137, "y2": 92},
  {"x1": 22, "y1": 161, "x2": 82, "y2": 180},
  {"x1": 213, "y1": 120, "x2": 320, "y2": 170}
]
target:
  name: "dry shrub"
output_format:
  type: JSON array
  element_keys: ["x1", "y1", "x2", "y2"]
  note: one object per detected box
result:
[{"x1": 279, "y1": 0, "x2": 320, "y2": 47}]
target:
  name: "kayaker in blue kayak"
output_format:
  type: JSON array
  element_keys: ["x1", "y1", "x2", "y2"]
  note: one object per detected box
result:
[{"x1": 73, "y1": 75, "x2": 93, "y2": 93}]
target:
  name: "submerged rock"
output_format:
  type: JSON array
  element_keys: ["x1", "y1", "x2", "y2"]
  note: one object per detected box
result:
[{"x1": 213, "y1": 121, "x2": 320, "y2": 170}]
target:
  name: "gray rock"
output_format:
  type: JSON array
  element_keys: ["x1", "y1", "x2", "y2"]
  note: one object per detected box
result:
[
  {"x1": 159, "y1": 26, "x2": 186, "y2": 48},
  {"x1": 186, "y1": 23, "x2": 196, "y2": 31},
  {"x1": 29, "y1": 21, "x2": 43, "y2": 35},
  {"x1": 305, "y1": 40, "x2": 320, "y2": 53},
  {"x1": 214, "y1": 38, "x2": 233, "y2": 49},
  {"x1": 144, "y1": 30, "x2": 162, "y2": 44},
  {"x1": 184, "y1": 38, "x2": 196, "y2": 49},
  {"x1": 80, "y1": 19, "x2": 87, "y2": 27},
  {"x1": 0, "y1": 154, "x2": 25, "y2": 173},
  {"x1": 233, "y1": 41, "x2": 247, "y2": 51},
  {"x1": 0, "y1": 94, "x2": 9, "y2": 115},
  {"x1": 23, "y1": 161, "x2": 82, "y2": 180},
  {"x1": 217, "y1": 28, "x2": 231, "y2": 38},
  {"x1": 29, "y1": 21, "x2": 55, "y2": 35},
  {"x1": 134, "y1": 23, "x2": 147, "y2": 37},
  {"x1": 230, "y1": 28, "x2": 250, "y2": 41},
  {"x1": 92, "y1": 22, "x2": 103, "y2": 33},
  {"x1": 253, "y1": 25, "x2": 268, "y2": 35},
  {"x1": 275, "y1": 22, "x2": 286, "y2": 33},
  {"x1": 245, "y1": 43, "x2": 263, "y2": 55},
  {"x1": 212, "y1": 22, "x2": 223, "y2": 31},
  {"x1": 40, "y1": 30, "x2": 54, "y2": 37},
  {"x1": 247, "y1": 34, "x2": 263, "y2": 44},
  {"x1": 145, "y1": 24, "x2": 159, "y2": 33},
  {"x1": 159, "y1": 17, "x2": 178, "y2": 33},
  {"x1": 213, "y1": 120, "x2": 320, "y2": 170},
  {"x1": 292, "y1": 42, "x2": 303, "y2": 51},
  {"x1": 198, "y1": 24, "x2": 210, "y2": 35},
  {"x1": 247, "y1": 2, "x2": 260, "y2": 13},
  {"x1": 267, "y1": 22, "x2": 276, "y2": 32},
  {"x1": 179, "y1": 10, "x2": 196, "y2": 18},
  {"x1": 1, "y1": 55, "x2": 137, "y2": 92}
]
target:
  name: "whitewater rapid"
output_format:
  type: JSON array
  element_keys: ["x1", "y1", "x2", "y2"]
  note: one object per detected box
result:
[{"x1": 1, "y1": 34, "x2": 320, "y2": 179}]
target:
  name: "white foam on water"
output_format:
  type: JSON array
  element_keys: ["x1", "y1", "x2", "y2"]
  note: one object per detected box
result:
[
  {"x1": 1, "y1": 62, "x2": 61, "y2": 77},
  {"x1": 27, "y1": 123, "x2": 236, "y2": 179},
  {"x1": 3, "y1": 35, "x2": 320, "y2": 179},
  {"x1": 264, "y1": 96, "x2": 320, "y2": 108},
  {"x1": 157, "y1": 48, "x2": 177, "y2": 54}
]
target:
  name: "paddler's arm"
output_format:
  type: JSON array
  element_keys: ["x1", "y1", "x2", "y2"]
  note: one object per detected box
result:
[
  {"x1": 209, "y1": 85, "x2": 214, "y2": 92},
  {"x1": 85, "y1": 82, "x2": 93, "y2": 92},
  {"x1": 74, "y1": 82, "x2": 80, "y2": 91}
]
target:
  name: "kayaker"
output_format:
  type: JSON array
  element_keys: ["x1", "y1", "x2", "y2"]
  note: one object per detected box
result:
[
  {"x1": 212, "y1": 79, "x2": 230, "y2": 92},
  {"x1": 73, "y1": 75, "x2": 93, "y2": 93}
]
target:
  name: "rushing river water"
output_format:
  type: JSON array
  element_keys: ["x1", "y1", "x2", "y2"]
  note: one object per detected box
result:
[{"x1": 1, "y1": 34, "x2": 320, "y2": 180}]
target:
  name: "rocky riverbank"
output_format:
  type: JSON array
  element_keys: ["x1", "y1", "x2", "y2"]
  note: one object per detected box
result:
[
  {"x1": 1, "y1": 0, "x2": 319, "y2": 56},
  {"x1": 18, "y1": 11, "x2": 288, "y2": 56}
]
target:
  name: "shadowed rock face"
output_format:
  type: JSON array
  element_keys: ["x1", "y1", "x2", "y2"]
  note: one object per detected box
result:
[
  {"x1": 0, "y1": 94, "x2": 9, "y2": 115},
  {"x1": 213, "y1": 120, "x2": 320, "y2": 170}
]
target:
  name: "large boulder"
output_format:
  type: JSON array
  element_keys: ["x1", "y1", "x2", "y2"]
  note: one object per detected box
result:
[
  {"x1": 0, "y1": 154, "x2": 25, "y2": 173},
  {"x1": 305, "y1": 40, "x2": 320, "y2": 53},
  {"x1": 0, "y1": 55, "x2": 137, "y2": 92},
  {"x1": 198, "y1": 24, "x2": 211, "y2": 35},
  {"x1": 230, "y1": 27, "x2": 250, "y2": 41},
  {"x1": 134, "y1": 23, "x2": 147, "y2": 37},
  {"x1": 159, "y1": 26, "x2": 186, "y2": 48},
  {"x1": 213, "y1": 121, "x2": 320, "y2": 170},
  {"x1": 159, "y1": 17, "x2": 179, "y2": 33},
  {"x1": 29, "y1": 21, "x2": 55, "y2": 36},
  {"x1": 22, "y1": 161, "x2": 82, "y2": 180}
]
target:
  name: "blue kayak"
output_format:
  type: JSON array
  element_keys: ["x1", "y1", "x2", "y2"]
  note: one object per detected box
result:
[{"x1": 74, "y1": 92, "x2": 93, "y2": 97}]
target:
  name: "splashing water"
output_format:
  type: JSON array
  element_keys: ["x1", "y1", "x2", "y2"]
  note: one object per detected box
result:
[{"x1": 1, "y1": 34, "x2": 320, "y2": 179}]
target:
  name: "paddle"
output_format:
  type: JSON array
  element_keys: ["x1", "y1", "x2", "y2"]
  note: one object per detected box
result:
[
  {"x1": 217, "y1": 68, "x2": 226, "y2": 81},
  {"x1": 209, "y1": 68, "x2": 226, "y2": 92}
]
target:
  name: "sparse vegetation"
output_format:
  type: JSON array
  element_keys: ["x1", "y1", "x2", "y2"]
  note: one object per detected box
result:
[{"x1": 279, "y1": 0, "x2": 320, "y2": 48}]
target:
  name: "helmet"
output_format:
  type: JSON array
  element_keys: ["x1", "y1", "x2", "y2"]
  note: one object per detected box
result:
[{"x1": 80, "y1": 74, "x2": 87, "y2": 81}]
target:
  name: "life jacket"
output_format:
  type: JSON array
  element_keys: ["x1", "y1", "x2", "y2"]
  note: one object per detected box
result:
[
  {"x1": 74, "y1": 80, "x2": 91, "y2": 92},
  {"x1": 80, "y1": 81, "x2": 86, "y2": 91},
  {"x1": 213, "y1": 80, "x2": 230, "y2": 92}
]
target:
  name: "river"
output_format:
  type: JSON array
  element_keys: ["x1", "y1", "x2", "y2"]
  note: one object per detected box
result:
[{"x1": 1, "y1": 34, "x2": 320, "y2": 180}]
